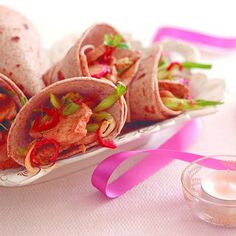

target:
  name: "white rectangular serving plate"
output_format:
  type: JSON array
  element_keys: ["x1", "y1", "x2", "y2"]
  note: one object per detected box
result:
[{"x1": 0, "y1": 106, "x2": 220, "y2": 187}]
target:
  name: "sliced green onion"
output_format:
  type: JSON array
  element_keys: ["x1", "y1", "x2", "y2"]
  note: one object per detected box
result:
[
  {"x1": 63, "y1": 102, "x2": 79, "y2": 116},
  {"x1": 162, "y1": 97, "x2": 223, "y2": 111},
  {"x1": 93, "y1": 83, "x2": 126, "y2": 112},
  {"x1": 194, "y1": 99, "x2": 223, "y2": 106},
  {"x1": 86, "y1": 123, "x2": 99, "y2": 132},
  {"x1": 117, "y1": 83, "x2": 126, "y2": 96},
  {"x1": 20, "y1": 96, "x2": 27, "y2": 106},
  {"x1": 113, "y1": 34, "x2": 122, "y2": 45},
  {"x1": 61, "y1": 92, "x2": 82, "y2": 106},
  {"x1": 50, "y1": 94, "x2": 61, "y2": 109},
  {"x1": 182, "y1": 62, "x2": 212, "y2": 69},
  {"x1": 104, "y1": 34, "x2": 129, "y2": 49},
  {"x1": 92, "y1": 111, "x2": 112, "y2": 122}
]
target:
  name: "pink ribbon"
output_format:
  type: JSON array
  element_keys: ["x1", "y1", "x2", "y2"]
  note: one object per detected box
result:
[
  {"x1": 153, "y1": 26, "x2": 236, "y2": 49},
  {"x1": 92, "y1": 119, "x2": 227, "y2": 198},
  {"x1": 92, "y1": 27, "x2": 233, "y2": 198}
]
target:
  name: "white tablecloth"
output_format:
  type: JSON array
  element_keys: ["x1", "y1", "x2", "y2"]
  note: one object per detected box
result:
[{"x1": 1, "y1": 1, "x2": 236, "y2": 235}]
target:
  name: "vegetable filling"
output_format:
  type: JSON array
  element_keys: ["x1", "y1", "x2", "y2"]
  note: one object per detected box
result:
[
  {"x1": 157, "y1": 56, "x2": 222, "y2": 111},
  {"x1": 22, "y1": 84, "x2": 126, "y2": 171},
  {"x1": 84, "y1": 34, "x2": 141, "y2": 84}
]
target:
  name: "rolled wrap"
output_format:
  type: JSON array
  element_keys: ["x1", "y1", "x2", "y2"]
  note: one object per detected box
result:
[
  {"x1": 7, "y1": 77, "x2": 127, "y2": 166},
  {"x1": 128, "y1": 46, "x2": 190, "y2": 121},
  {"x1": 43, "y1": 23, "x2": 141, "y2": 87}
]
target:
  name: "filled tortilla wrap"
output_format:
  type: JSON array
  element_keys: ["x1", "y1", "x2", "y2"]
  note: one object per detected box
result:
[
  {"x1": 0, "y1": 5, "x2": 44, "y2": 96},
  {"x1": 0, "y1": 73, "x2": 27, "y2": 170},
  {"x1": 128, "y1": 45, "x2": 222, "y2": 122},
  {"x1": 128, "y1": 46, "x2": 182, "y2": 121},
  {"x1": 7, "y1": 77, "x2": 127, "y2": 169},
  {"x1": 43, "y1": 23, "x2": 141, "y2": 87}
]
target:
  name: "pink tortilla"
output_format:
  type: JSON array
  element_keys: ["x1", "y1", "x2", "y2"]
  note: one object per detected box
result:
[
  {"x1": 0, "y1": 5, "x2": 44, "y2": 96},
  {"x1": 7, "y1": 77, "x2": 127, "y2": 166},
  {"x1": 43, "y1": 23, "x2": 140, "y2": 87},
  {"x1": 128, "y1": 46, "x2": 184, "y2": 121}
]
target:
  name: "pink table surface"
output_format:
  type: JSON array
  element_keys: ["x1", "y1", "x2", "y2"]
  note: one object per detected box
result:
[{"x1": 1, "y1": 1, "x2": 236, "y2": 233}]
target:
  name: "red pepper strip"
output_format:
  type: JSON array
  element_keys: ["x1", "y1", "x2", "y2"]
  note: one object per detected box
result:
[
  {"x1": 30, "y1": 138, "x2": 60, "y2": 167},
  {"x1": 102, "y1": 46, "x2": 116, "y2": 63},
  {"x1": 32, "y1": 108, "x2": 59, "y2": 132},
  {"x1": 96, "y1": 129, "x2": 117, "y2": 149},
  {"x1": 166, "y1": 62, "x2": 183, "y2": 71}
]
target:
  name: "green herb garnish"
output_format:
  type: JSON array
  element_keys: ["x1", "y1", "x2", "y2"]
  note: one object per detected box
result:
[
  {"x1": 104, "y1": 34, "x2": 129, "y2": 49},
  {"x1": 93, "y1": 83, "x2": 126, "y2": 112}
]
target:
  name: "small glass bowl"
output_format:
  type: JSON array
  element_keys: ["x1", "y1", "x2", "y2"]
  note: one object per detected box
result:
[{"x1": 181, "y1": 155, "x2": 236, "y2": 227}]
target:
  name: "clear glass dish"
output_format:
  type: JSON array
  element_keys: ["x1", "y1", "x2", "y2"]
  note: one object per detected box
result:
[{"x1": 181, "y1": 155, "x2": 236, "y2": 227}]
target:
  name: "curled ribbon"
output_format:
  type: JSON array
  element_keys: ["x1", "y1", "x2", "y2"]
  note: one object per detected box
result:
[
  {"x1": 92, "y1": 119, "x2": 226, "y2": 198},
  {"x1": 153, "y1": 26, "x2": 236, "y2": 49}
]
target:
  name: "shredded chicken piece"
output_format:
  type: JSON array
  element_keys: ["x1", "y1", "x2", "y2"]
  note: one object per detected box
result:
[
  {"x1": 30, "y1": 103, "x2": 93, "y2": 149},
  {"x1": 159, "y1": 90, "x2": 175, "y2": 98},
  {"x1": 115, "y1": 57, "x2": 133, "y2": 72},
  {"x1": 80, "y1": 132, "x2": 97, "y2": 145},
  {"x1": 158, "y1": 81, "x2": 190, "y2": 99}
]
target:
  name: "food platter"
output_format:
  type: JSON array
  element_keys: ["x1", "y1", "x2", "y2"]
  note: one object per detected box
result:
[{"x1": 0, "y1": 26, "x2": 225, "y2": 187}]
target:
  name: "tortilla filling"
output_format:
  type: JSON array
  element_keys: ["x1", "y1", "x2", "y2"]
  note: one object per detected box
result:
[
  {"x1": 21, "y1": 83, "x2": 126, "y2": 171},
  {"x1": 157, "y1": 56, "x2": 222, "y2": 110},
  {"x1": 83, "y1": 34, "x2": 141, "y2": 84}
]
